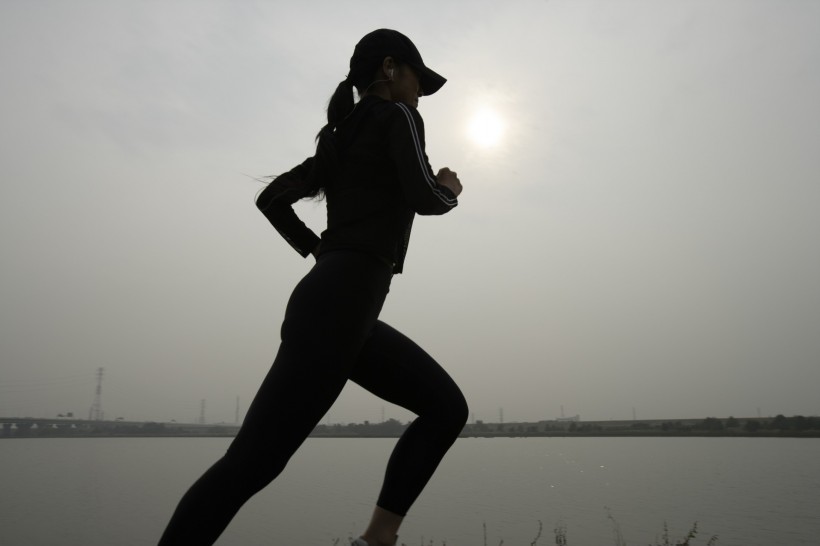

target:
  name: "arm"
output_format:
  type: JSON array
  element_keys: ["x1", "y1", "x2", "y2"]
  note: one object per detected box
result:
[
  {"x1": 387, "y1": 103, "x2": 460, "y2": 215},
  {"x1": 256, "y1": 157, "x2": 321, "y2": 258}
]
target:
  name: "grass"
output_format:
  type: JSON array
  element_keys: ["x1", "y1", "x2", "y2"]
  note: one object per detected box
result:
[{"x1": 335, "y1": 517, "x2": 719, "y2": 546}]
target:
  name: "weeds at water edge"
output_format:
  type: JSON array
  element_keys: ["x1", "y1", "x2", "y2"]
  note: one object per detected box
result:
[{"x1": 334, "y1": 516, "x2": 718, "y2": 545}]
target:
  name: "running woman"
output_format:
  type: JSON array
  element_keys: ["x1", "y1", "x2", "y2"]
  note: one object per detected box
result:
[{"x1": 158, "y1": 29, "x2": 467, "y2": 546}]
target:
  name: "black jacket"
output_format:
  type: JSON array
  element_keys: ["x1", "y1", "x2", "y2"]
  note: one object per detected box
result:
[{"x1": 256, "y1": 96, "x2": 457, "y2": 273}]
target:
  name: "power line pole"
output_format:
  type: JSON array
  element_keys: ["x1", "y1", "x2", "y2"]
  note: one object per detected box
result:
[
  {"x1": 199, "y1": 399, "x2": 206, "y2": 425},
  {"x1": 88, "y1": 367, "x2": 104, "y2": 421},
  {"x1": 235, "y1": 396, "x2": 240, "y2": 425}
]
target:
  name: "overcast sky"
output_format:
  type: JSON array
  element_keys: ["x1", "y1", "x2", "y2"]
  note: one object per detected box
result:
[{"x1": 2, "y1": 0, "x2": 819, "y2": 425}]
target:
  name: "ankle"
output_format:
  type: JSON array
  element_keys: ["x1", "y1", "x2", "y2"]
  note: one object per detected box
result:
[
  {"x1": 360, "y1": 533, "x2": 397, "y2": 546},
  {"x1": 361, "y1": 505, "x2": 402, "y2": 545}
]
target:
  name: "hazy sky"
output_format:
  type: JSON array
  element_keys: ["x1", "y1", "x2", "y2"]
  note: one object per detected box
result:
[{"x1": 2, "y1": 0, "x2": 818, "y2": 425}]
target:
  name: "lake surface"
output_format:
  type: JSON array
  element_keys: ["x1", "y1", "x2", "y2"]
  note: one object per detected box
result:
[{"x1": 1, "y1": 437, "x2": 818, "y2": 545}]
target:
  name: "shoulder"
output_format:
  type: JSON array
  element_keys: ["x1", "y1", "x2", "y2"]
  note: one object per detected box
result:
[
  {"x1": 390, "y1": 101, "x2": 424, "y2": 124},
  {"x1": 366, "y1": 97, "x2": 425, "y2": 127},
  {"x1": 374, "y1": 101, "x2": 426, "y2": 142}
]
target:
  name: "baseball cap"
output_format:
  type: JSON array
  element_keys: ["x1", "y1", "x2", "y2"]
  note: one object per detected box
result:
[{"x1": 350, "y1": 29, "x2": 447, "y2": 95}]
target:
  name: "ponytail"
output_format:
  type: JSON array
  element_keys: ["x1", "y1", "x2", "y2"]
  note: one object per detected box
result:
[
  {"x1": 287, "y1": 63, "x2": 382, "y2": 200},
  {"x1": 327, "y1": 77, "x2": 356, "y2": 126},
  {"x1": 298, "y1": 78, "x2": 355, "y2": 199}
]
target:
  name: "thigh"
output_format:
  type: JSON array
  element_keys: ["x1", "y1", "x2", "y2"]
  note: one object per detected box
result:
[
  {"x1": 231, "y1": 254, "x2": 390, "y2": 457},
  {"x1": 349, "y1": 321, "x2": 464, "y2": 416},
  {"x1": 230, "y1": 340, "x2": 347, "y2": 459}
]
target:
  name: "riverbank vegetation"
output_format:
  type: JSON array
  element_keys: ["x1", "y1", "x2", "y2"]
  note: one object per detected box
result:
[
  {"x1": 334, "y1": 518, "x2": 719, "y2": 545},
  {"x1": 2, "y1": 414, "x2": 818, "y2": 438}
]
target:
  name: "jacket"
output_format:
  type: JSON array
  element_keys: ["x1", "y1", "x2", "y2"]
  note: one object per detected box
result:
[{"x1": 256, "y1": 95, "x2": 457, "y2": 273}]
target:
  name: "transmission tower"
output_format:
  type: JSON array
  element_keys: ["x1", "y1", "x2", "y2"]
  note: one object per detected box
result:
[
  {"x1": 199, "y1": 399, "x2": 206, "y2": 425},
  {"x1": 235, "y1": 396, "x2": 240, "y2": 425},
  {"x1": 88, "y1": 367, "x2": 104, "y2": 421}
]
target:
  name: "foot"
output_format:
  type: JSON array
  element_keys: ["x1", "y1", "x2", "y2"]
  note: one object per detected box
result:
[{"x1": 351, "y1": 536, "x2": 397, "y2": 546}]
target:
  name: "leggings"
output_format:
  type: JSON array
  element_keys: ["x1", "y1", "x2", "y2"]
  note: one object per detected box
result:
[{"x1": 158, "y1": 250, "x2": 468, "y2": 545}]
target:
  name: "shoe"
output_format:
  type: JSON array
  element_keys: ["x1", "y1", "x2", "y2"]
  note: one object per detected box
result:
[{"x1": 350, "y1": 537, "x2": 398, "y2": 546}]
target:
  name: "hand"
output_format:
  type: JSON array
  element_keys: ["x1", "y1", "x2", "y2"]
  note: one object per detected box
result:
[{"x1": 436, "y1": 167, "x2": 462, "y2": 197}]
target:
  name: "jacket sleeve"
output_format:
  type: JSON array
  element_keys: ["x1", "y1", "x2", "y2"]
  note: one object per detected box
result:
[
  {"x1": 387, "y1": 103, "x2": 458, "y2": 215},
  {"x1": 255, "y1": 156, "x2": 321, "y2": 258}
]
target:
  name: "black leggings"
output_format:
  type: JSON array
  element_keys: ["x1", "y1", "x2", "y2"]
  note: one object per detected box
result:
[{"x1": 159, "y1": 251, "x2": 468, "y2": 545}]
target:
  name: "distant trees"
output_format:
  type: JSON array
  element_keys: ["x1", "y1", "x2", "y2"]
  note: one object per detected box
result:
[
  {"x1": 4, "y1": 414, "x2": 819, "y2": 439},
  {"x1": 311, "y1": 418, "x2": 408, "y2": 437},
  {"x1": 141, "y1": 422, "x2": 166, "y2": 433},
  {"x1": 771, "y1": 414, "x2": 820, "y2": 431},
  {"x1": 699, "y1": 417, "x2": 724, "y2": 431},
  {"x1": 661, "y1": 421, "x2": 688, "y2": 432},
  {"x1": 744, "y1": 420, "x2": 761, "y2": 432},
  {"x1": 692, "y1": 415, "x2": 820, "y2": 435}
]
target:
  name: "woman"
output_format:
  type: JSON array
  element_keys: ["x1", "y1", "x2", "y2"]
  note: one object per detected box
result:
[{"x1": 158, "y1": 29, "x2": 467, "y2": 546}]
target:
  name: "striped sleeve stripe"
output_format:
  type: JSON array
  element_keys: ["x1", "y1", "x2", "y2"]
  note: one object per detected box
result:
[{"x1": 395, "y1": 103, "x2": 458, "y2": 206}]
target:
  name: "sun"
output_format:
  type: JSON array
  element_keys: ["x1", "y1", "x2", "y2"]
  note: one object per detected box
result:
[{"x1": 467, "y1": 108, "x2": 505, "y2": 148}]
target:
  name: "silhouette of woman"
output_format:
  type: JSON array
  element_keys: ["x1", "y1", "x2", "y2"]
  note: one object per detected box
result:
[{"x1": 158, "y1": 29, "x2": 467, "y2": 546}]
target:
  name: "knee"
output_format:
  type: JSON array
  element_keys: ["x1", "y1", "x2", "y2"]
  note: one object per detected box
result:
[
  {"x1": 454, "y1": 389, "x2": 469, "y2": 429},
  {"x1": 440, "y1": 387, "x2": 469, "y2": 437}
]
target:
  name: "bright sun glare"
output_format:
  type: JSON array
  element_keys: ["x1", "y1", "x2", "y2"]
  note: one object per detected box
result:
[{"x1": 467, "y1": 108, "x2": 505, "y2": 148}]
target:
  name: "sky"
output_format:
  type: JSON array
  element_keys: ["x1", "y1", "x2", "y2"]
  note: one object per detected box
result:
[{"x1": 1, "y1": 0, "x2": 819, "y2": 425}]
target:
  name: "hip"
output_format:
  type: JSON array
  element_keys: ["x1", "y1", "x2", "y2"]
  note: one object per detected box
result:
[{"x1": 281, "y1": 250, "x2": 393, "y2": 340}]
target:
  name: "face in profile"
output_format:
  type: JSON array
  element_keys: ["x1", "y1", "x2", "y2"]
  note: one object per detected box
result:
[{"x1": 390, "y1": 63, "x2": 423, "y2": 109}]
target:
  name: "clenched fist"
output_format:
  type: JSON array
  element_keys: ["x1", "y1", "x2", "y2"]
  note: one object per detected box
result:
[{"x1": 436, "y1": 167, "x2": 462, "y2": 197}]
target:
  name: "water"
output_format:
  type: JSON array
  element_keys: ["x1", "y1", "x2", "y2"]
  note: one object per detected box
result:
[{"x1": 1, "y1": 437, "x2": 818, "y2": 545}]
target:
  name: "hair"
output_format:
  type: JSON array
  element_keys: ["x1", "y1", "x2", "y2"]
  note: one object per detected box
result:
[
  {"x1": 295, "y1": 57, "x2": 404, "y2": 199},
  {"x1": 300, "y1": 78, "x2": 356, "y2": 199}
]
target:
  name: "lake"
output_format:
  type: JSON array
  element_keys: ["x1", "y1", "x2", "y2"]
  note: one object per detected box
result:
[{"x1": 1, "y1": 437, "x2": 818, "y2": 545}]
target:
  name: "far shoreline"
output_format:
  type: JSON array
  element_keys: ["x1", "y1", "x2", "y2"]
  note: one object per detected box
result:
[{"x1": 3, "y1": 414, "x2": 819, "y2": 439}]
